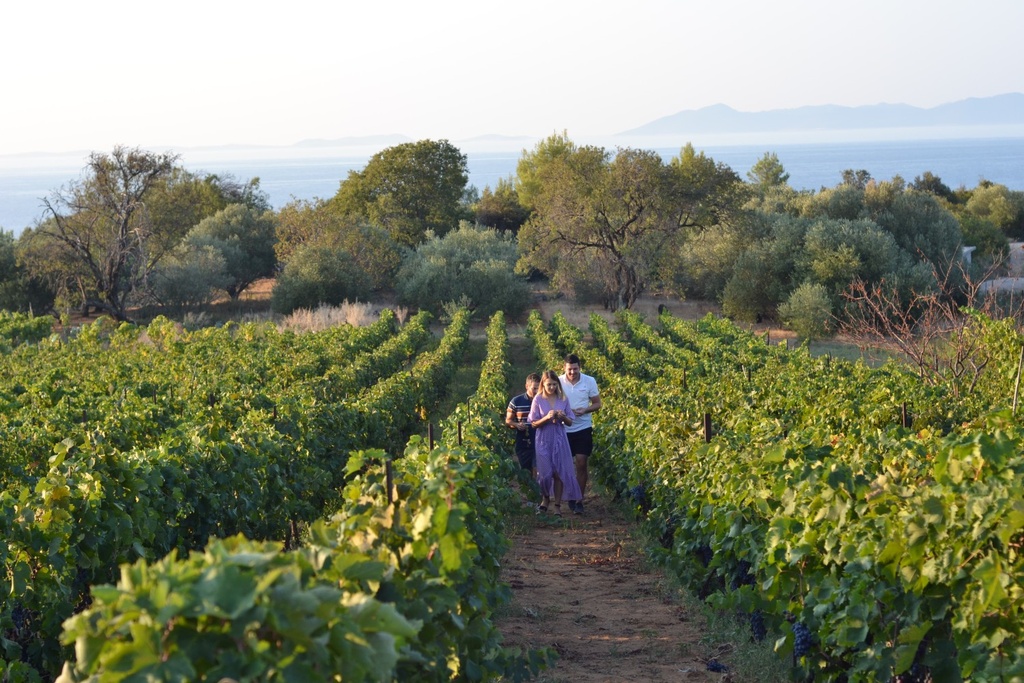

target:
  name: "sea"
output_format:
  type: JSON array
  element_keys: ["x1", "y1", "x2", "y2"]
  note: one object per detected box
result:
[{"x1": 2, "y1": 135, "x2": 1023, "y2": 234}]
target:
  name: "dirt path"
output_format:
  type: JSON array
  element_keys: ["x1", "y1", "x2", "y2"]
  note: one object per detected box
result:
[{"x1": 497, "y1": 489, "x2": 729, "y2": 682}]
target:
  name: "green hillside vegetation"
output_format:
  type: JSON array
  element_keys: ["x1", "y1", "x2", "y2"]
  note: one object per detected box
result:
[{"x1": 2, "y1": 135, "x2": 1023, "y2": 341}]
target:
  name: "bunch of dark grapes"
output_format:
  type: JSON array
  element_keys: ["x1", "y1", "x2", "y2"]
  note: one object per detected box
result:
[
  {"x1": 730, "y1": 560, "x2": 754, "y2": 590},
  {"x1": 793, "y1": 621, "x2": 812, "y2": 658},
  {"x1": 11, "y1": 604, "x2": 30, "y2": 636},
  {"x1": 749, "y1": 609, "x2": 766, "y2": 642},
  {"x1": 891, "y1": 663, "x2": 933, "y2": 683},
  {"x1": 628, "y1": 483, "x2": 647, "y2": 508},
  {"x1": 8, "y1": 603, "x2": 33, "y2": 651}
]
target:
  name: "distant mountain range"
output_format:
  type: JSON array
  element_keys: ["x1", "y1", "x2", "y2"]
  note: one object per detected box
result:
[
  {"x1": 292, "y1": 133, "x2": 413, "y2": 148},
  {"x1": 618, "y1": 93, "x2": 1024, "y2": 136}
]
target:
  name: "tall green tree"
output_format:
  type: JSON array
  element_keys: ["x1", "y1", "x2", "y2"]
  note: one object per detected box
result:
[
  {"x1": 746, "y1": 151, "x2": 790, "y2": 189},
  {"x1": 664, "y1": 143, "x2": 745, "y2": 231},
  {"x1": 911, "y1": 171, "x2": 954, "y2": 201},
  {"x1": 332, "y1": 139, "x2": 468, "y2": 246},
  {"x1": 965, "y1": 182, "x2": 1024, "y2": 238},
  {"x1": 514, "y1": 130, "x2": 577, "y2": 212},
  {"x1": 473, "y1": 176, "x2": 529, "y2": 233},
  {"x1": 31, "y1": 146, "x2": 178, "y2": 321},
  {"x1": 0, "y1": 230, "x2": 54, "y2": 312}
]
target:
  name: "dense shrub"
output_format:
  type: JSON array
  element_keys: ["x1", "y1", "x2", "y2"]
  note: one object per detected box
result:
[
  {"x1": 151, "y1": 244, "x2": 230, "y2": 309},
  {"x1": 271, "y1": 244, "x2": 371, "y2": 314},
  {"x1": 778, "y1": 280, "x2": 833, "y2": 340},
  {"x1": 721, "y1": 247, "x2": 782, "y2": 322},
  {"x1": 396, "y1": 222, "x2": 530, "y2": 318}
]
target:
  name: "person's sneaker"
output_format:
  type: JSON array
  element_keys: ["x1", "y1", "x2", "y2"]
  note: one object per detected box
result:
[{"x1": 573, "y1": 501, "x2": 583, "y2": 515}]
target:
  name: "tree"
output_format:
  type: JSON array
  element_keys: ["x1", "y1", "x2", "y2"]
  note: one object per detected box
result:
[
  {"x1": 965, "y1": 182, "x2": 1024, "y2": 238},
  {"x1": 799, "y1": 218, "x2": 909, "y2": 297},
  {"x1": 332, "y1": 139, "x2": 468, "y2": 246},
  {"x1": 840, "y1": 169, "x2": 873, "y2": 189},
  {"x1": 957, "y1": 212, "x2": 1009, "y2": 266},
  {"x1": 144, "y1": 170, "x2": 270, "y2": 257},
  {"x1": 274, "y1": 198, "x2": 401, "y2": 292},
  {"x1": 333, "y1": 222, "x2": 402, "y2": 292},
  {"x1": 747, "y1": 152, "x2": 790, "y2": 189},
  {"x1": 185, "y1": 204, "x2": 277, "y2": 299},
  {"x1": 473, "y1": 177, "x2": 530, "y2": 233},
  {"x1": 516, "y1": 144, "x2": 669, "y2": 310},
  {"x1": 801, "y1": 177, "x2": 964, "y2": 274},
  {"x1": 664, "y1": 143, "x2": 746, "y2": 232},
  {"x1": 275, "y1": 197, "x2": 340, "y2": 265},
  {"x1": 516, "y1": 138, "x2": 746, "y2": 310},
  {"x1": 721, "y1": 246, "x2": 783, "y2": 322},
  {"x1": 32, "y1": 146, "x2": 177, "y2": 321},
  {"x1": 870, "y1": 185, "x2": 963, "y2": 269},
  {"x1": 668, "y1": 211, "x2": 789, "y2": 301},
  {"x1": 841, "y1": 261, "x2": 1005, "y2": 397},
  {"x1": 0, "y1": 229, "x2": 53, "y2": 313},
  {"x1": 515, "y1": 131, "x2": 578, "y2": 212},
  {"x1": 911, "y1": 171, "x2": 954, "y2": 201}
]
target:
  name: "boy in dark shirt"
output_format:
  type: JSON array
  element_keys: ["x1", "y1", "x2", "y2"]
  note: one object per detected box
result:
[{"x1": 506, "y1": 373, "x2": 541, "y2": 474}]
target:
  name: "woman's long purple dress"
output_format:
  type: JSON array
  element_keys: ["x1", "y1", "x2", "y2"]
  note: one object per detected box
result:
[{"x1": 529, "y1": 394, "x2": 583, "y2": 501}]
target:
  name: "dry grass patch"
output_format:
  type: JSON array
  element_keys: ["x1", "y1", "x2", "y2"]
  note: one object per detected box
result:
[{"x1": 280, "y1": 301, "x2": 380, "y2": 332}]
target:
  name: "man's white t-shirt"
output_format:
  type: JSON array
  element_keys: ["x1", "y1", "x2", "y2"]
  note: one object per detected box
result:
[{"x1": 559, "y1": 372, "x2": 599, "y2": 433}]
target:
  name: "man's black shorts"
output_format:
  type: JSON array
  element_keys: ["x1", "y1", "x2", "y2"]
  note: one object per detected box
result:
[
  {"x1": 566, "y1": 428, "x2": 593, "y2": 457},
  {"x1": 515, "y1": 447, "x2": 535, "y2": 471}
]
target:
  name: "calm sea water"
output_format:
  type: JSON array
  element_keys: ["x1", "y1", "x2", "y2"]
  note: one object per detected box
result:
[{"x1": 2, "y1": 137, "x2": 1022, "y2": 234}]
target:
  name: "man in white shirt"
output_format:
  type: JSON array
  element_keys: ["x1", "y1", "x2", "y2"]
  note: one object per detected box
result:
[{"x1": 559, "y1": 353, "x2": 601, "y2": 515}]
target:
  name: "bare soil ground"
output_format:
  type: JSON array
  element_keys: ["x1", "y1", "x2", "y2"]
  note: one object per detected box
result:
[{"x1": 497, "y1": 490, "x2": 732, "y2": 683}]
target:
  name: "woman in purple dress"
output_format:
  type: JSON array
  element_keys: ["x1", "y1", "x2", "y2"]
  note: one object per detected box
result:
[{"x1": 529, "y1": 370, "x2": 583, "y2": 517}]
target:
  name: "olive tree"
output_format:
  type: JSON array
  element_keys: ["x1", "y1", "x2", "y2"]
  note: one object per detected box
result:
[
  {"x1": 184, "y1": 204, "x2": 277, "y2": 299},
  {"x1": 396, "y1": 222, "x2": 530, "y2": 318}
]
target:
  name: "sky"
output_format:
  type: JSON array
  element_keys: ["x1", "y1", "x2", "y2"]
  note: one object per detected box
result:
[{"x1": 2, "y1": 0, "x2": 1023, "y2": 156}]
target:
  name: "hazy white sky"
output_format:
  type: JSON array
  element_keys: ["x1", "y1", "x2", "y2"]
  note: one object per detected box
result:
[{"x1": 3, "y1": 0, "x2": 1023, "y2": 155}]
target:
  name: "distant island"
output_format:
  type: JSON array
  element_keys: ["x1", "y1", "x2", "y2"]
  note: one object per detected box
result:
[{"x1": 617, "y1": 93, "x2": 1024, "y2": 137}]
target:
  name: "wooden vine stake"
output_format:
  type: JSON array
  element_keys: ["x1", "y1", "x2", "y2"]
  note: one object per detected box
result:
[
  {"x1": 704, "y1": 412, "x2": 712, "y2": 443},
  {"x1": 428, "y1": 423, "x2": 435, "y2": 450},
  {"x1": 385, "y1": 458, "x2": 394, "y2": 504},
  {"x1": 458, "y1": 421, "x2": 463, "y2": 446},
  {"x1": 1013, "y1": 344, "x2": 1024, "y2": 415},
  {"x1": 901, "y1": 402, "x2": 912, "y2": 429}
]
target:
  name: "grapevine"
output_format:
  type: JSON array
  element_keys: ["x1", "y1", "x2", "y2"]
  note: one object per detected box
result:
[{"x1": 532, "y1": 308, "x2": 1024, "y2": 680}]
